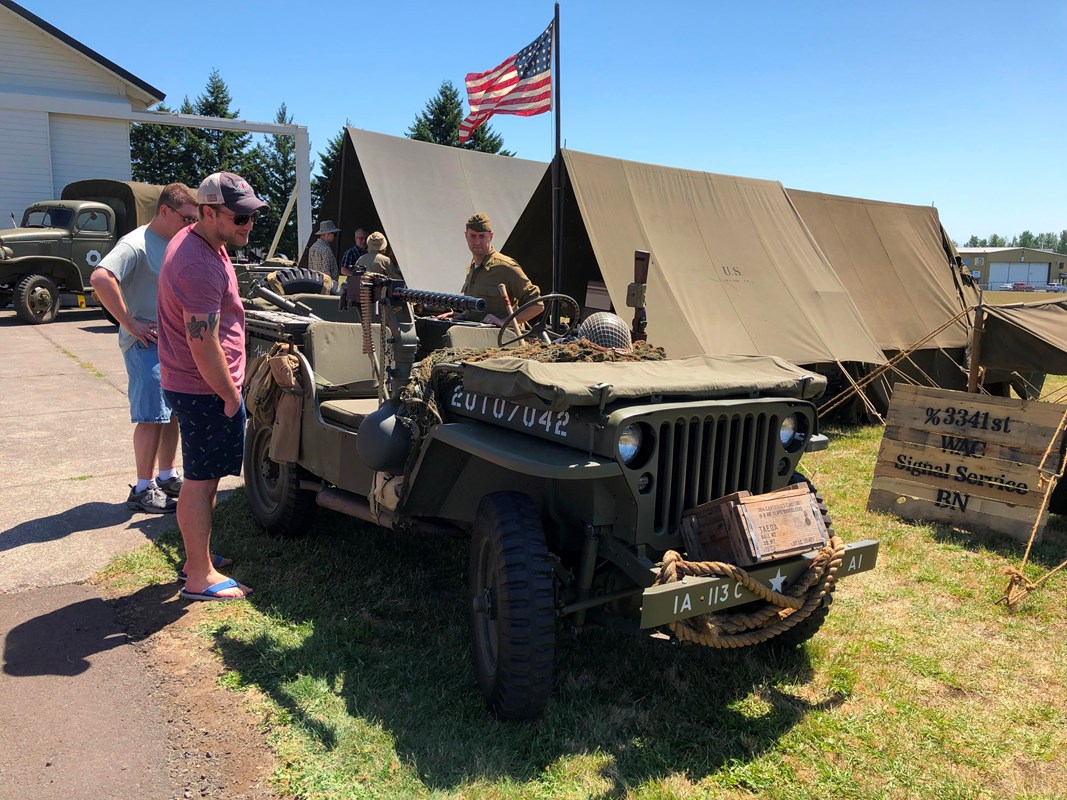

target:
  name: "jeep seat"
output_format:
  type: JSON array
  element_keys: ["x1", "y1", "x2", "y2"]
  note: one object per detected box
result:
[{"x1": 302, "y1": 321, "x2": 381, "y2": 399}]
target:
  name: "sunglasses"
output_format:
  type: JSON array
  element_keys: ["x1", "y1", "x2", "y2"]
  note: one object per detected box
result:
[
  {"x1": 216, "y1": 207, "x2": 260, "y2": 226},
  {"x1": 166, "y1": 205, "x2": 197, "y2": 225}
]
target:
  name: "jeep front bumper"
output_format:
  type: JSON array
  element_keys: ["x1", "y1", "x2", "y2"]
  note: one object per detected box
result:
[{"x1": 639, "y1": 539, "x2": 879, "y2": 628}]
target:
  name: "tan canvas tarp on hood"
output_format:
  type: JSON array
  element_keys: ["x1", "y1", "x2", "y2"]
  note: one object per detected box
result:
[
  {"x1": 785, "y1": 189, "x2": 976, "y2": 351},
  {"x1": 306, "y1": 128, "x2": 545, "y2": 292},
  {"x1": 981, "y1": 299, "x2": 1067, "y2": 375},
  {"x1": 460, "y1": 354, "x2": 827, "y2": 411},
  {"x1": 504, "y1": 150, "x2": 886, "y2": 367}
]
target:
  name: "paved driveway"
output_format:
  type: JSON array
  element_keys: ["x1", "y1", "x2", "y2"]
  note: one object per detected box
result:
[{"x1": 0, "y1": 306, "x2": 244, "y2": 799}]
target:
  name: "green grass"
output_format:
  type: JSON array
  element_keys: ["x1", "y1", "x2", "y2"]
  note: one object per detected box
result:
[{"x1": 97, "y1": 411, "x2": 1067, "y2": 800}]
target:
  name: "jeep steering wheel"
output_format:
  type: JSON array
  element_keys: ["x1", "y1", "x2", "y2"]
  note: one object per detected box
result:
[{"x1": 497, "y1": 293, "x2": 581, "y2": 347}]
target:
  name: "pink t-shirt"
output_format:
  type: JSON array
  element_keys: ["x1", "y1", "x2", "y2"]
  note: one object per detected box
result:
[{"x1": 157, "y1": 226, "x2": 245, "y2": 394}]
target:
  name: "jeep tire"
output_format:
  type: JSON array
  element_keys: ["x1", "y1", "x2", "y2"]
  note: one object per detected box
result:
[
  {"x1": 765, "y1": 473, "x2": 835, "y2": 649},
  {"x1": 243, "y1": 419, "x2": 318, "y2": 537},
  {"x1": 273, "y1": 268, "x2": 327, "y2": 295},
  {"x1": 14, "y1": 274, "x2": 60, "y2": 324},
  {"x1": 468, "y1": 491, "x2": 556, "y2": 721}
]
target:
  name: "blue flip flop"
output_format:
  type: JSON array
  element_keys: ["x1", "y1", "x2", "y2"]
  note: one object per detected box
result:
[
  {"x1": 176, "y1": 553, "x2": 233, "y2": 582},
  {"x1": 179, "y1": 578, "x2": 251, "y2": 602}
]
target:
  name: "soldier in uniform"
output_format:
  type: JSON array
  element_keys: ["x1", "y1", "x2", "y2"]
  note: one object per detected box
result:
[{"x1": 441, "y1": 212, "x2": 543, "y2": 326}]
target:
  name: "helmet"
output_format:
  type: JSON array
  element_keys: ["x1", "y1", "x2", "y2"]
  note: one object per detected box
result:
[{"x1": 576, "y1": 312, "x2": 632, "y2": 351}]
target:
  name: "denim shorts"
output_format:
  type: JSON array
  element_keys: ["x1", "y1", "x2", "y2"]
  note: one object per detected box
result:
[
  {"x1": 164, "y1": 390, "x2": 246, "y2": 481},
  {"x1": 122, "y1": 342, "x2": 172, "y2": 424}
]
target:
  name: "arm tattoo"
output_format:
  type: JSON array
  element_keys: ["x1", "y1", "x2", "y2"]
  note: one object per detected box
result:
[{"x1": 185, "y1": 314, "x2": 216, "y2": 341}]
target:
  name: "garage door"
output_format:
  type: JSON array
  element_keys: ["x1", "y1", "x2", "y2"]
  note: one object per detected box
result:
[{"x1": 989, "y1": 262, "x2": 1050, "y2": 286}]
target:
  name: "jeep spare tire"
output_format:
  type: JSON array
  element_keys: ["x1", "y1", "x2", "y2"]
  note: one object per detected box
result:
[
  {"x1": 14, "y1": 274, "x2": 60, "y2": 324},
  {"x1": 273, "y1": 268, "x2": 327, "y2": 295}
]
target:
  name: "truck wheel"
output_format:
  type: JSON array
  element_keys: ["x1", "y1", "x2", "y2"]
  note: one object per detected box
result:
[
  {"x1": 101, "y1": 306, "x2": 120, "y2": 326},
  {"x1": 243, "y1": 419, "x2": 317, "y2": 537},
  {"x1": 14, "y1": 274, "x2": 60, "y2": 324},
  {"x1": 766, "y1": 473, "x2": 835, "y2": 649},
  {"x1": 468, "y1": 491, "x2": 556, "y2": 721}
]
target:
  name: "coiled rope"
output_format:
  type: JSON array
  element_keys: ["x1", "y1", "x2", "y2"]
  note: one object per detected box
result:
[{"x1": 653, "y1": 535, "x2": 846, "y2": 647}]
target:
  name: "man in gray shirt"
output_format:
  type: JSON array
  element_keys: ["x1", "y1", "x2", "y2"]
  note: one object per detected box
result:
[{"x1": 91, "y1": 182, "x2": 199, "y2": 513}]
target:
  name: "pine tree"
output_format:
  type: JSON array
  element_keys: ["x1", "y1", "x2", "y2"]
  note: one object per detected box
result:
[
  {"x1": 311, "y1": 124, "x2": 348, "y2": 220},
  {"x1": 130, "y1": 71, "x2": 254, "y2": 191},
  {"x1": 407, "y1": 80, "x2": 514, "y2": 156}
]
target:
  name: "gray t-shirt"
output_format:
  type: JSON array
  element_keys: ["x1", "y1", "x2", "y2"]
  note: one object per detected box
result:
[{"x1": 96, "y1": 225, "x2": 168, "y2": 353}]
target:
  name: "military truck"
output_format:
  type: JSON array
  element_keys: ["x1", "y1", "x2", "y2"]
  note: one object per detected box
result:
[
  {"x1": 243, "y1": 276, "x2": 878, "y2": 720},
  {"x1": 0, "y1": 180, "x2": 161, "y2": 324}
]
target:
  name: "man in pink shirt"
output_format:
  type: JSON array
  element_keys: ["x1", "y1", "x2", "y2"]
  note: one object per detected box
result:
[{"x1": 158, "y1": 172, "x2": 267, "y2": 601}]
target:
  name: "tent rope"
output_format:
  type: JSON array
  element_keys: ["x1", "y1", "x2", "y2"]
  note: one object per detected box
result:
[
  {"x1": 818, "y1": 308, "x2": 971, "y2": 417},
  {"x1": 653, "y1": 536, "x2": 845, "y2": 647},
  {"x1": 997, "y1": 406, "x2": 1067, "y2": 609}
]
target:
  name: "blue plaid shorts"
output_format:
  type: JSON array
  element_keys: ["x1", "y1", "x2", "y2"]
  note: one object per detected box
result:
[{"x1": 164, "y1": 390, "x2": 246, "y2": 481}]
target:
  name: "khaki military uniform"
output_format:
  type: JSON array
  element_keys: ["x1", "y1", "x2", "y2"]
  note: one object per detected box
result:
[{"x1": 460, "y1": 250, "x2": 540, "y2": 322}]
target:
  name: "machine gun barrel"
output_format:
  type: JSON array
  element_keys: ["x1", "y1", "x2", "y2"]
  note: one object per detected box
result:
[
  {"x1": 391, "y1": 287, "x2": 486, "y2": 313},
  {"x1": 250, "y1": 284, "x2": 321, "y2": 319}
]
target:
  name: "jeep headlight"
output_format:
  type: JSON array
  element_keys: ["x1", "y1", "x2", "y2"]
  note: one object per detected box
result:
[
  {"x1": 779, "y1": 414, "x2": 798, "y2": 447},
  {"x1": 618, "y1": 423, "x2": 644, "y2": 465}
]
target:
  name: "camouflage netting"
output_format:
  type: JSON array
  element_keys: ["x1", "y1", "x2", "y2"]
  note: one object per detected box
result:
[{"x1": 392, "y1": 339, "x2": 666, "y2": 477}]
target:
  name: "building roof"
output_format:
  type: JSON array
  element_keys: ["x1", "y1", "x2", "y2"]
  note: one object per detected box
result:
[
  {"x1": 0, "y1": 0, "x2": 164, "y2": 105},
  {"x1": 957, "y1": 246, "x2": 1064, "y2": 256}
]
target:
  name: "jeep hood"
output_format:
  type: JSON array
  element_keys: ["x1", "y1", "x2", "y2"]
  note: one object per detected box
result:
[{"x1": 458, "y1": 354, "x2": 827, "y2": 411}]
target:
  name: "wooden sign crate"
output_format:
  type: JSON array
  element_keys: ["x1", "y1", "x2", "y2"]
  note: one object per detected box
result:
[
  {"x1": 681, "y1": 484, "x2": 830, "y2": 567},
  {"x1": 868, "y1": 385, "x2": 1067, "y2": 543}
]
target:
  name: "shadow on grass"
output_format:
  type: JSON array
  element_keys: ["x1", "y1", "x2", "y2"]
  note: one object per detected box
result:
[
  {"x1": 199, "y1": 490, "x2": 845, "y2": 794},
  {"x1": 926, "y1": 513, "x2": 1067, "y2": 572}
]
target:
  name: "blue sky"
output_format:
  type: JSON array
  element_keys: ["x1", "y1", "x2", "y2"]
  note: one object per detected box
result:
[{"x1": 27, "y1": 0, "x2": 1066, "y2": 242}]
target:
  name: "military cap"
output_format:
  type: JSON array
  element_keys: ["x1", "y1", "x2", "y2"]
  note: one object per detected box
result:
[{"x1": 465, "y1": 212, "x2": 492, "y2": 232}]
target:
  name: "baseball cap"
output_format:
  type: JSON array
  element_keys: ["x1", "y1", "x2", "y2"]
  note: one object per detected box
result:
[{"x1": 197, "y1": 172, "x2": 269, "y2": 215}]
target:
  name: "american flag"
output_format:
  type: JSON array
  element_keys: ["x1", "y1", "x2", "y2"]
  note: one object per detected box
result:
[{"x1": 458, "y1": 24, "x2": 553, "y2": 144}]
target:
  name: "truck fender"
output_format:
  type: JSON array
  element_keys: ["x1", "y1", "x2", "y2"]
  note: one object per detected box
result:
[{"x1": 0, "y1": 257, "x2": 86, "y2": 292}]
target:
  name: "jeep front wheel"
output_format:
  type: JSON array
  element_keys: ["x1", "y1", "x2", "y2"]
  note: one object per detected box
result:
[
  {"x1": 766, "y1": 474, "x2": 835, "y2": 649},
  {"x1": 14, "y1": 274, "x2": 60, "y2": 324},
  {"x1": 243, "y1": 419, "x2": 317, "y2": 537},
  {"x1": 468, "y1": 492, "x2": 556, "y2": 721}
]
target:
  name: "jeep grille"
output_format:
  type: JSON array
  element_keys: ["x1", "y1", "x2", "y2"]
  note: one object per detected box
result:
[{"x1": 653, "y1": 412, "x2": 779, "y2": 535}]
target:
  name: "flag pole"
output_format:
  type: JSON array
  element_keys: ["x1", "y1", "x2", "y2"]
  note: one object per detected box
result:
[{"x1": 550, "y1": 1, "x2": 562, "y2": 298}]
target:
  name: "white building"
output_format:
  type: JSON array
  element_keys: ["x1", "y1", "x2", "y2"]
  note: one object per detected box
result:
[{"x1": 0, "y1": 0, "x2": 163, "y2": 227}]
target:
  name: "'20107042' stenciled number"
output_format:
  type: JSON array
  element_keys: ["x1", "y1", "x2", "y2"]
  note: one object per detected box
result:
[{"x1": 450, "y1": 386, "x2": 570, "y2": 437}]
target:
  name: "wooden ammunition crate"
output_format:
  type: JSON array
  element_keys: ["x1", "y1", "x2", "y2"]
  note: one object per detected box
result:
[{"x1": 681, "y1": 484, "x2": 829, "y2": 566}]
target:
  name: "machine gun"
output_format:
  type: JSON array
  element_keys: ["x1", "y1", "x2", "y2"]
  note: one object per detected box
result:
[{"x1": 358, "y1": 275, "x2": 486, "y2": 401}]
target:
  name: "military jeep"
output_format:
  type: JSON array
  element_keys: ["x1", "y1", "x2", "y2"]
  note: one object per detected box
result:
[
  {"x1": 242, "y1": 277, "x2": 878, "y2": 720},
  {"x1": 0, "y1": 180, "x2": 161, "y2": 323}
]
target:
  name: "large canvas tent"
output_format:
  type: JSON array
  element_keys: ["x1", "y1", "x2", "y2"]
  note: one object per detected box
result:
[
  {"x1": 981, "y1": 298, "x2": 1067, "y2": 375},
  {"x1": 306, "y1": 128, "x2": 546, "y2": 292},
  {"x1": 785, "y1": 189, "x2": 981, "y2": 411},
  {"x1": 504, "y1": 149, "x2": 886, "y2": 368},
  {"x1": 785, "y1": 190, "x2": 976, "y2": 353}
]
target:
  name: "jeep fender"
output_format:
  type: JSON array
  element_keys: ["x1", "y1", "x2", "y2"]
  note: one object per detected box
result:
[
  {"x1": 0, "y1": 257, "x2": 87, "y2": 292},
  {"x1": 401, "y1": 421, "x2": 621, "y2": 518}
]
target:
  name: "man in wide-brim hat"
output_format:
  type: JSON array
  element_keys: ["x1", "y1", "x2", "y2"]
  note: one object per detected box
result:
[{"x1": 308, "y1": 219, "x2": 341, "y2": 280}]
